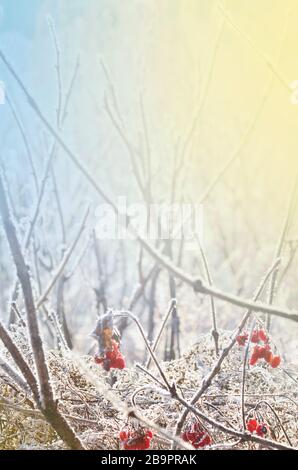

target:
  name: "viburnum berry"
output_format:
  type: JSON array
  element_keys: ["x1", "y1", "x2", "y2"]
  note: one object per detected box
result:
[
  {"x1": 92, "y1": 311, "x2": 126, "y2": 371},
  {"x1": 270, "y1": 355, "x2": 281, "y2": 368},
  {"x1": 249, "y1": 354, "x2": 258, "y2": 366},
  {"x1": 249, "y1": 344, "x2": 281, "y2": 368},
  {"x1": 95, "y1": 339, "x2": 126, "y2": 371},
  {"x1": 250, "y1": 328, "x2": 269, "y2": 344},
  {"x1": 182, "y1": 422, "x2": 212, "y2": 449},
  {"x1": 94, "y1": 355, "x2": 104, "y2": 365},
  {"x1": 258, "y1": 345, "x2": 271, "y2": 360},
  {"x1": 236, "y1": 333, "x2": 248, "y2": 346},
  {"x1": 263, "y1": 345, "x2": 273, "y2": 364},
  {"x1": 182, "y1": 430, "x2": 196, "y2": 443},
  {"x1": 119, "y1": 429, "x2": 153, "y2": 450},
  {"x1": 246, "y1": 418, "x2": 268, "y2": 437},
  {"x1": 246, "y1": 419, "x2": 258, "y2": 433},
  {"x1": 251, "y1": 330, "x2": 260, "y2": 343},
  {"x1": 196, "y1": 434, "x2": 212, "y2": 448},
  {"x1": 256, "y1": 423, "x2": 268, "y2": 437},
  {"x1": 258, "y1": 329, "x2": 268, "y2": 343},
  {"x1": 119, "y1": 430, "x2": 128, "y2": 441},
  {"x1": 249, "y1": 345, "x2": 262, "y2": 365}
]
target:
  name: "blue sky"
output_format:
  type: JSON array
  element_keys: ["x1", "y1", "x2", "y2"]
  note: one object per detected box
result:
[
  {"x1": 0, "y1": 0, "x2": 87, "y2": 36},
  {"x1": 0, "y1": 0, "x2": 92, "y2": 179},
  {"x1": 0, "y1": 1, "x2": 61, "y2": 172},
  {"x1": 0, "y1": 0, "x2": 42, "y2": 36}
]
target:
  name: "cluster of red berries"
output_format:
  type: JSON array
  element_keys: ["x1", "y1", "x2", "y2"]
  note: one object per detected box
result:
[
  {"x1": 236, "y1": 328, "x2": 281, "y2": 368},
  {"x1": 250, "y1": 344, "x2": 281, "y2": 368},
  {"x1": 246, "y1": 418, "x2": 268, "y2": 437},
  {"x1": 236, "y1": 328, "x2": 268, "y2": 346},
  {"x1": 119, "y1": 429, "x2": 153, "y2": 450},
  {"x1": 251, "y1": 328, "x2": 268, "y2": 344},
  {"x1": 236, "y1": 332, "x2": 249, "y2": 346},
  {"x1": 94, "y1": 339, "x2": 126, "y2": 371},
  {"x1": 182, "y1": 422, "x2": 212, "y2": 448}
]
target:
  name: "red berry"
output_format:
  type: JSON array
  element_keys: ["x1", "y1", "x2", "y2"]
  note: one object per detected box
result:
[
  {"x1": 256, "y1": 423, "x2": 268, "y2": 437},
  {"x1": 249, "y1": 353, "x2": 259, "y2": 366},
  {"x1": 236, "y1": 333, "x2": 248, "y2": 346},
  {"x1": 258, "y1": 346, "x2": 268, "y2": 359},
  {"x1": 250, "y1": 344, "x2": 275, "y2": 366},
  {"x1": 182, "y1": 430, "x2": 196, "y2": 443},
  {"x1": 111, "y1": 355, "x2": 126, "y2": 369},
  {"x1": 119, "y1": 431, "x2": 128, "y2": 441},
  {"x1": 142, "y1": 437, "x2": 151, "y2": 449},
  {"x1": 123, "y1": 442, "x2": 131, "y2": 450},
  {"x1": 193, "y1": 432, "x2": 212, "y2": 448},
  {"x1": 183, "y1": 423, "x2": 211, "y2": 448},
  {"x1": 258, "y1": 329, "x2": 268, "y2": 343},
  {"x1": 94, "y1": 355, "x2": 103, "y2": 364},
  {"x1": 246, "y1": 419, "x2": 258, "y2": 433},
  {"x1": 192, "y1": 422, "x2": 203, "y2": 433},
  {"x1": 270, "y1": 355, "x2": 281, "y2": 368},
  {"x1": 106, "y1": 342, "x2": 118, "y2": 360},
  {"x1": 200, "y1": 434, "x2": 212, "y2": 447},
  {"x1": 105, "y1": 351, "x2": 114, "y2": 361},
  {"x1": 122, "y1": 429, "x2": 152, "y2": 450},
  {"x1": 96, "y1": 339, "x2": 126, "y2": 371},
  {"x1": 251, "y1": 330, "x2": 260, "y2": 343},
  {"x1": 263, "y1": 345, "x2": 273, "y2": 363}
]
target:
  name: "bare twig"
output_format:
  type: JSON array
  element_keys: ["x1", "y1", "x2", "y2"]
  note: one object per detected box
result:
[
  {"x1": 174, "y1": 258, "x2": 281, "y2": 443},
  {"x1": 253, "y1": 400, "x2": 292, "y2": 447},
  {"x1": 1, "y1": 49, "x2": 298, "y2": 323},
  {"x1": 266, "y1": 176, "x2": 298, "y2": 329},
  {"x1": 0, "y1": 327, "x2": 38, "y2": 399},
  {"x1": 0, "y1": 173, "x2": 85, "y2": 450},
  {"x1": 196, "y1": 234, "x2": 219, "y2": 355},
  {"x1": 115, "y1": 311, "x2": 172, "y2": 391},
  {"x1": 241, "y1": 319, "x2": 256, "y2": 430},
  {"x1": 146, "y1": 299, "x2": 176, "y2": 369},
  {"x1": 173, "y1": 392, "x2": 294, "y2": 450},
  {"x1": 36, "y1": 207, "x2": 89, "y2": 309},
  {"x1": 6, "y1": 93, "x2": 39, "y2": 194}
]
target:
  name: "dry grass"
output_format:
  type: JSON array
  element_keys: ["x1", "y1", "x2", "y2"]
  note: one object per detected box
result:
[{"x1": 1, "y1": 331, "x2": 297, "y2": 450}]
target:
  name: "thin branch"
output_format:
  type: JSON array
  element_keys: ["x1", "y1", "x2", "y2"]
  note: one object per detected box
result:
[
  {"x1": 146, "y1": 299, "x2": 176, "y2": 369},
  {"x1": 267, "y1": 176, "x2": 298, "y2": 329},
  {"x1": 174, "y1": 258, "x2": 281, "y2": 442},
  {"x1": 241, "y1": 319, "x2": 256, "y2": 430},
  {"x1": 135, "y1": 363, "x2": 167, "y2": 390},
  {"x1": 1, "y1": 48, "x2": 298, "y2": 323},
  {"x1": 0, "y1": 172, "x2": 85, "y2": 450},
  {"x1": 253, "y1": 400, "x2": 292, "y2": 447},
  {"x1": 0, "y1": 357, "x2": 29, "y2": 393},
  {"x1": 196, "y1": 234, "x2": 219, "y2": 355},
  {"x1": 173, "y1": 392, "x2": 294, "y2": 450},
  {"x1": 48, "y1": 16, "x2": 63, "y2": 127},
  {"x1": 61, "y1": 55, "x2": 80, "y2": 124},
  {"x1": 6, "y1": 93, "x2": 39, "y2": 194},
  {"x1": 0, "y1": 325, "x2": 39, "y2": 400},
  {"x1": 9, "y1": 56, "x2": 80, "y2": 323},
  {"x1": 36, "y1": 207, "x2": 89, "y2": 309},
  {"x1": 115, "y1": 310, "x2": 172, "y2": 391},
  {"x1": 104, "y1": 94, "x2": 146, "y2": 197}
]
